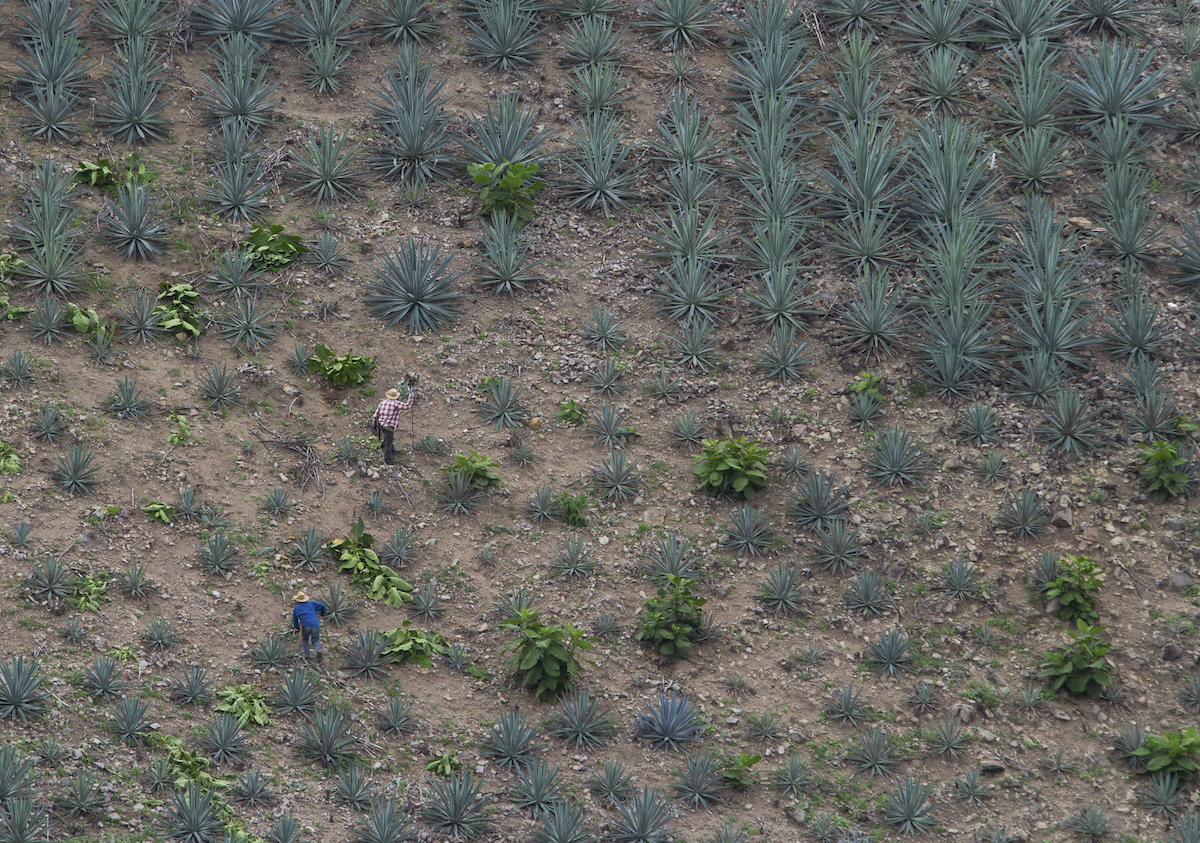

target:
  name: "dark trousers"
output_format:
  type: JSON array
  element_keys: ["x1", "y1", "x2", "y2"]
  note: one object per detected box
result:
[
  {"x1": 300, "y1": 626, "x2": 320, "y2": 658},
  {"x1": 380, "y1": 428, "x2": 395, "y2": 465}
]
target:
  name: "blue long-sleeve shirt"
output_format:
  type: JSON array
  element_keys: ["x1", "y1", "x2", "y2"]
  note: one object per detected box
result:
[{"x1": 292, "y1": 601, "x2": 327, "y2": 631}]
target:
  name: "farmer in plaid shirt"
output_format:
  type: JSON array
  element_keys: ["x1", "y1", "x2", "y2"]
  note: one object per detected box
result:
[{"x1": 372, "y1": 387, "x2": 412, "y2": 465}]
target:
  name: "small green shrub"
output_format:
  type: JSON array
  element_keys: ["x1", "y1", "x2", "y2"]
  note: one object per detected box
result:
[
  {"x1": 381, "y1": 622, "x2": 447, "y2": 668},
  {"x1": 65, "y1": 303, "x2": 103, "y2": 336},
  {"x1": 73, "y1": 159, "x2": 120, "y2": 193},
  {"x1": 501, "y1": 608, "x2": 590, "y2": 702},
  {"x1": 722, "y1": 752, "x2": 761, "y2": 790},
  {"x1": 1044, "y1": 555, "x2": 1101, "y2": 624},
  {"x1": 1037, "y1": 620, "x2": 1112, "y2": 699},
  {"x1": 555, "y1": 399, "x2": 587, "y2": 425},
  {"x1": 638, "y1": 574, "x2": 706, "y2": 662},
  {"x1": 215, "y1": 684, "x2": 272, "y2": 727},
  {"x1": 330, "y1": 518, "x2": 414, "y2": 608},
  {"x1": 243, "y1": 223, "x2": 309, "y2": 271},
  {"x1": 693, "y1": 436, "x2": 771, "y2": 501},
  {"x1": 847, "y1": 371, "x2": 886, "y2": 404},
  {"x1": 443, "y1": 450, "x2": 502, "y2": 488},
  {"x1": 141, "y1": 502, "x2": 175, "y2": 524},
  {"x1": 155, "y1": 282, "x2": 201, "y2": 339},
  {"x1": 468, "y1": 161, "x2": 545, "y2": 227},
  {"x1": 1140, "y1": 440, "x2": 1193, "y2": 503},
  {"x1": 557, "y1": 492, "x2": 589, "y2": 528},
  {"x1": 1133, "y1": 727, "x2": 1200, "y2": 780},
  {"x1": 305, "y1": 343, "x2": 376, "y2": 386}
]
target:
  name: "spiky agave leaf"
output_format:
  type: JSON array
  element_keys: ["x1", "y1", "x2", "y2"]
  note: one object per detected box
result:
[
  {"x1": 198, "y1": 34, "x2": 280, "y2": 134},
  {"x1": 204, "y1": 151, "x2": 272, "y2": 221},
  {"x1": 158, "y1": 782, "x2": 224, "y2": 843},
  {"x1": 0, "y1": 656, "x2": 49, "y2": 722},
  {"x1": 1003, "y1": 125, "x2": 1071, "y2": 192},
  {"x1": 893, "y1": 0, "x2": 981, "y2": 52},
  {"x1": 20, "y1": 237, "x2": 87, "y2": 298},
  {"x1": 367, "y1": 239, "x2": 463, "y2": 333},
  {"x1": 990, "y1": 39, "x2": 1070, "y2": 132},
  {"x1": 568, "y1": 61, "x2": 632, "y2": 118},
  {"x1": 474, "y1": 212, "x2": 541, "y2": 295},
  {"x1": 292, "y1": 125, "x2": 363, "y2": 207},
  {"x1": 372, "y1": 0, "x2": 437, "y2": 43},
  {"x1": 97, "y1": 37, "x2": 171, "y2": 144},
  {"x1": 882, "y1": 777, "x2": 937, "y2": 835},
  {"x1": 1035, "y1": 389, "x2": 1104, "y2": 454},
  {"x1": 298, "y1": 706, "x2": 358, "y2": 768},
  {"x1": 458, "y1": 93, "x2": 552, "y2": 167},
  {"x1": 192, "y1": 0, "x2": 286, "y2": 41},
  {"x1": 635, "y1": 692, "x2": 701, "y2": 751},
  {"x1": 104, "y1": 182, "x2": 168, "y2": 260},
  {"x1": 465, "y1": 0, "x2": 544, "y2": 72},
  {"x1": 421, "y1": 772, "x2": 491, "y2": 838},
  {"x1": 50, "y1": 444, "x2": 102, "y2": 495},
  {"x1": 291, "y1": 0, "x2": 363, "y2": 43},
  {"x1": 367, "y1": 53, "x2": 452, "y2": 184},
  {"x1": 96, "y1": 0, "x2": 172, "y2": 40},
  {"x1": 1067, "y1": 37, "x2": 1172, "y2": 125},
  {"x1": 546, "y1": 689, "x2": 617, "y2": 750},
  {"x1": 27, "y1": 293, "x2": 70, "y2": 345},
  {"x1": 981, "y1": 0, "x2": 1072, "y2": 53},
  {"x1": 217, "y1": 295, "x2": 279, "y2": 352},
  {"x1": 563, "y1": 14, "x2": 625, "y2": 66},
  {"x1": 640, "y1": 0, "x2": 716, "y2": 49}
]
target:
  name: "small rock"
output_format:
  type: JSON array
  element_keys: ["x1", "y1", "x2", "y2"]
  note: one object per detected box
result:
[
  {"x1": 942, "y1": 456, "x2": 963, "y2": 471},
  {"x1": 981, "y1": 760, "x2": 1006, "y2": 774},
  {"x1": 1163, "y1": 643, "x2": 1186, "y2": 661},
  {"x1": 1029, "y1": 462, "x2": 1042, "y2": 474},
  {"x1": 1050, "y1": 507, "x2": 1073, "y2": 528},
  {"x1": 1159, "y1": 570, "x2": 1195, "y2": 593},
  {"x1": 984, "y1": 667, "x2": 1008, "y2": 688},
  {"x1": 951, "y1": 701, "x2": 977, "y2": 724}
]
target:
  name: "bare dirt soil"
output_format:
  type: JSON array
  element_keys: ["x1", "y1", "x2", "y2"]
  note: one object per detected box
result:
[{"x1": 3, "y1": 3, "x2": 1200, "y2": 843}]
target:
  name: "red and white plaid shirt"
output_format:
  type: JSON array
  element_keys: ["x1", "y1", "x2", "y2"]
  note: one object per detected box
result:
[{"x1": 373, "y1": 393, "x2": 413, "y2": 431}]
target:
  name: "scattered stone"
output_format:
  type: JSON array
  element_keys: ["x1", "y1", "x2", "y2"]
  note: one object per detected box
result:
[
  {"x1": 1159, "y1": 570, "x2": 1195, "y2": 593},
  {"x1": 1050, "y1": 507, "x2": 1073, "y2": 528},
  {"x1": 1162, "y1": 643, "x2": 1186, "y2": 661},
  {"x1": 950, "y1": 701, "x2": 977, "y2": 724},
  {"x1": 981, "y1": 760, "x2": 1006, "y2": 774}
]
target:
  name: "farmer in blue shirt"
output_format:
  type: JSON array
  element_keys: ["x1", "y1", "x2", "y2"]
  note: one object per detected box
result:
[{"x1": 291, "y1": 591, "x2": 328, "y2": 664}]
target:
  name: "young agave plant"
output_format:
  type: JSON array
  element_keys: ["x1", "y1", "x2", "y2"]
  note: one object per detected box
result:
[
  {"x1": 366, "y1": 239, "x2": 464, "y2": 333},
  {"x1": 104, "y1": 183, "x2": 168, "y2": 261},
  {"x1": 97, "y1": 36, "x2": 171, "y2": 144},
  {"x1": 562, "y1": 114, "x2": 637, "y2": 217},
  {"x1": 367, "y1": 53, "x2": 453, "y2": 184},
  {"x1": 474, "y1": 212, "x2": 542, "y2": 296},
  {"x1": 292, "y1": 125, "x2": 363, "y2": 208}
]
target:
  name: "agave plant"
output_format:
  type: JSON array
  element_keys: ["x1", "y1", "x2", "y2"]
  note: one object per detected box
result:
[
  {"x1": 564, "y1": 115, "x2": 640, "y2": 214},
  {"x1": 1068, "y1": 37, "x2": 1171, "y2": 124},
  {"x1": 104, "y1": 182, "x2": 168, "y2": 261},
  {"x1": 198, "y1": 34, "x2": 280, "y2": 134},
  {"x1": 367, "y1": 239, "x2": 463, "y2": 333},
  {"x1": 473, "y1": 212, "x2": 541, "y2": 296},
  {"x1": 367, "y1": 53, "x2": 452, "y2": 184},
  {"x1": 1036, "y1": 389, "x2": 1104, "y2": 454},
  {"x1": 459, "y1": 90, "x2": 552, "y2": 165},
  {"x1": 50, "y1": 444, "x2": 102, "y2": 495},
  {"x1": 293, "y1": 125, "x2": 362, "y2": 207},
  {"x1": 465, "y1": 0, "x2": 544, "y2": 71},
  {"x1": 421, "y1": 772, "x2": 491, "y2": 839}
]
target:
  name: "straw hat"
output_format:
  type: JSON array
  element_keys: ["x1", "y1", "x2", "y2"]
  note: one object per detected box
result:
[
  {"x1": 385, "y1": 388, "x2": 401, "y2": 400},
  {"x1": 293, "y1": 591, "x2": 309, "y2": 603}
]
